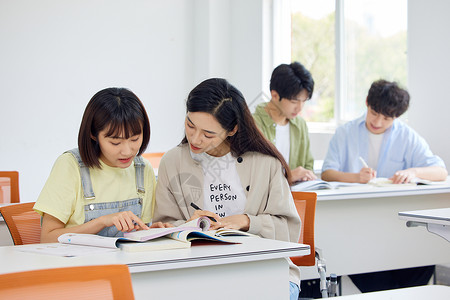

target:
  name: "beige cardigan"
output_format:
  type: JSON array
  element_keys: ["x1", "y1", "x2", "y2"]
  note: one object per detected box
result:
[{"x1": 153, "y1": 143, "x2": 301, "y2": 285}]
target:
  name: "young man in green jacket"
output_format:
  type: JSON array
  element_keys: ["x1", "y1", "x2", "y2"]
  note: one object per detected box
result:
[{"x1": 253, "y1": 62, "x2": 316, "y2": 182}]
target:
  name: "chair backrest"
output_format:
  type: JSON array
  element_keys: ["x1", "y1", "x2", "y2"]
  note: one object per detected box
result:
[
  {"x1": 0, "y1": 171, "x2": 20, "y2": 203},
  {"x1": 0, "y1": 202, "x2": 41, "y2": 245},
  {"x1": 141, "y1": 152, "x2": 164, "y2": 169},
  {"x1": 0, "y1": 264, "x2": 135, "y2": 300},
  {"x1": 290, "y1": 191, "x2": 317, "y2": 266}
]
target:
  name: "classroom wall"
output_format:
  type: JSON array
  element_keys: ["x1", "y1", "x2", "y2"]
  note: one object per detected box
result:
[
  {"x1": 407, "y1": 0, "x2": 450, "y2": 168},
  {"x1": 0, "y1": 0, "x2": 269, "y2": 203},
  {"x1": 0, "y1": 0, "x2": 448, "y2": 203}
]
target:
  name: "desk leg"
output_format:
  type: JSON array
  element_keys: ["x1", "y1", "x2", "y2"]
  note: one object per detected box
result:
[
  {"x1": 131, "y1": 258, "x2": 289, "y2": 300},
  {"x1": 427, "y1": 223, "x2": 450, "y2": 242}
]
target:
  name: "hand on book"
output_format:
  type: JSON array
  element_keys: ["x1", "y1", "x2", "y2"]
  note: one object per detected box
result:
[
  {"x1": 291, "y1": 166, "x2": 317, "y2": 182},
  {"x1": 101, "y1": 211, "x2": 149, "y2": 232},
  {"x1": 150, "y1": 222, "x2": 174, "y2": 229},
  {"x1": 210, "y1": 214, "x2": 250, "y2": 232},
  {"x1": 389, "y1": 169, "x2": 416, "y2": 184}
]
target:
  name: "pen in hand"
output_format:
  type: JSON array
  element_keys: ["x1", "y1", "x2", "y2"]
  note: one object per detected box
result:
[
  {"x1": 358, "y1": 156, "x2": 369, "y2": 168},
  {"x1": 190, "y1": 202, "x2": 218, "y2": 222},
  {"x1": 358, "y1": 156, "x2": 377, "y2": 183}
]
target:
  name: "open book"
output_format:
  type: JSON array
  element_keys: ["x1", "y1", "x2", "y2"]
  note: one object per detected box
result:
[
  {"x1": 57, "y1": 217, "x2": 255, "y2": 252},
  {"x1": 291, "y1": 177, "x2": 447, "y2": 191},
  {"x1": 123, "y1": 217, "x2": 256, "y2": 244},
  {"x1": 368, "y1": 177, "x2": 445, "y2": 187},
  {"x1": 291, "y1": 179, "x2": 362, "y2": 191}
]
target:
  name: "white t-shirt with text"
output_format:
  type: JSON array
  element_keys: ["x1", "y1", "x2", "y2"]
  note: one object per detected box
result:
[{"x1": 191, "y1": 151, "x2": 247, "y2": 218}]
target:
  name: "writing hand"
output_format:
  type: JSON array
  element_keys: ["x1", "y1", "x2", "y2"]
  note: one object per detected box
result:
[
  {"x1": 101, "y1": 211, "x2": 149, "y2": 232},
  {"x1": 359, "y1": 167, "x2": 376, "y2": 183},
  {"x1": 390, "y1": 169, "x2": 416, "y2": 184}
]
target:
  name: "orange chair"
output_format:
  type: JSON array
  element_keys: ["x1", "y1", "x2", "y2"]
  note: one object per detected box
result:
[
  {"x1": 290, "y1": 191, "x2": 337, "y2": 297},
  {"x1": 291, "y1": 191, "x2": 317, "y2": 266},
  {"x1": 0, "y1": 202, "x2": 41, "y2": 245},
  {"x1": 0, "y1": 171, "x2": 20, "y2": 203},
  {"x1": 0, "y1": 264, "x2": 135, "y2": 300},
  {"x1": 141, "y1": 152, "x2": 164, "y2": 169}
]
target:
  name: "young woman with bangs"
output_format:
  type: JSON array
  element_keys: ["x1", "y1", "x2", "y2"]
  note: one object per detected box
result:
[{"x1": 35, "y1": 87, "x2": 168, "y2": 243}]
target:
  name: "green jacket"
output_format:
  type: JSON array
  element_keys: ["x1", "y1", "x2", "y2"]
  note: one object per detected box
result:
[{"x1": 253, "y1": 102, "x2": 314, "y2": 170}]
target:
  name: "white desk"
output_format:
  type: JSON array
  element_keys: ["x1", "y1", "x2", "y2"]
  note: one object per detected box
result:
[
  {"x1": 399, "y1": 207, "x2": 450, "y2": 242},
  {"x1": 0, "y1": 237, "x2": 309, "y2": 299},
  {"x1": 335, "y1": 285, "x2": 450, "y2": 299},
  {"x1": 299, "y1": 181, "x2": 450, "y2": 280}
]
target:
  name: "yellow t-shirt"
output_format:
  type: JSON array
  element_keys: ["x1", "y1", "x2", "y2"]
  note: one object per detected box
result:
[{"x1": 34, "y1": 152, "x2": 156, "y2": 228}]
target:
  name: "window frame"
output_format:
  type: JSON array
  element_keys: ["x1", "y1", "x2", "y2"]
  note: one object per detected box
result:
[{"x1": 278, "y1": 0, "x2": 407, "y2": 133}]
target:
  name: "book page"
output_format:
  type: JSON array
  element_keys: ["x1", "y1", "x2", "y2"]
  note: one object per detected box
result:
[
  {"x1": 291, "y1": 180, "x2": 362, "y2": 191},
  {"x1": 291, "y1": 180, "x2": 332, "y2": 191},
  {"x1": 123, "y1": 226, "x2": 191, "y2": 242},
  {"x1": 168, "y1": 230, "x2": 242, "y2": 244},
  {"x1": 177, "y1": 216, "x2": 211, "y2": 231},
  {"x1": 213, "y1": 229, "x2": 257, "y2": 237},
  {"x1": 123, "y1": 217, "x2": 211, "y2": 242},
  {"x1": 369, "y1": 177, "x2": 416, "y2": 187}
]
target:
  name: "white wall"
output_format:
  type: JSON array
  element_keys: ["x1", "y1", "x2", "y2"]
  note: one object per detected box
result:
[
  {"x1": 407, "y1": 0, "x2": 450, "y2": 168},
  {"x1": 0, "y1": 0, "x2": 269, "y2": 203}
]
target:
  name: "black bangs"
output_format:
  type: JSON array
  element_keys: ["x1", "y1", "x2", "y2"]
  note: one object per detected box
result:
[
  {"x1": 103, "y1": 117, "x2": 143, "y2": 139},
  {"x1": 100, "y1": 95, "x2": 144, "y2": 138}
]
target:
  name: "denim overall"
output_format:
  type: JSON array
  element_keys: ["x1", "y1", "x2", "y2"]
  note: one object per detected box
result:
[{"x1": 67, "y1": 148, "x2": 145, "y2": 237}]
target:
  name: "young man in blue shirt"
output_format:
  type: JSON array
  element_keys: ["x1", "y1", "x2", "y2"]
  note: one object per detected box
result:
[{"x1": 322, "y1": 79, "x2": 447, "y2": 184}]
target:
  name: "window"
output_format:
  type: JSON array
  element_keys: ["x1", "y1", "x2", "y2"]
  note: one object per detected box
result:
[{"x1": 290, "y1": 0, "x2": 407, "y2": 129}]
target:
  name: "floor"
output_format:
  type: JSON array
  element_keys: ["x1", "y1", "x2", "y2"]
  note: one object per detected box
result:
[
  {"x1": 339, "y1": 264, "x2": 450, "y2": 296},
  {"x1": 300, "y1": 264, "x2": 450, "y2": 299}
]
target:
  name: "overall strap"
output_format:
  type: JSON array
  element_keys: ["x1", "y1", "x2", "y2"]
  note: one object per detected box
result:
[
  {"x1": 134, "y1": 155, "x2": 146, "y2": 194},
  {"x1": 65, "y1": 148, "x2": 96, "y2": 201}
]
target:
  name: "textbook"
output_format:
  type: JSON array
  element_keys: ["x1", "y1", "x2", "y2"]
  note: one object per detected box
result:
[
  {"x1": 368, "y1": 177, "x2": 444, "y2": 187},
  {"x1": 123, "y1": 217, "x2": 256, "y2": 244},
  {"x1": 57, "y1": 217, "x2": 255, "y2": 252},
  {"x1": 291, "y1": 179, "x2": 362, "y2": 191},
  {"x1": 368, "y1": 177, "x2": 415, "y2": 187},
  {"x1": 290, "y1": 178, "x2": 446, "y2": 192}
]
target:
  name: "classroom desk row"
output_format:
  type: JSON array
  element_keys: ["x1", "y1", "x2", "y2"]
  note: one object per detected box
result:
[
  {"x1": 0, "y1": 237, "x2": 309, "y2": 299},
  {"x1": 299, "y1": 179, "x2": 450, "y2": 280},
  {"x1": 2, "y1": 181, "x2": 449, "y2": 286}
]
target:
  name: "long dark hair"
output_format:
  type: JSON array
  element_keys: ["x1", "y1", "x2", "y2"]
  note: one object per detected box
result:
[
  {"x1": 181, "y1": 78, "x2": 291, "y2": 183},
  {"x1": 78, "y1": 87, "x2": 150, "y2": 168}
]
